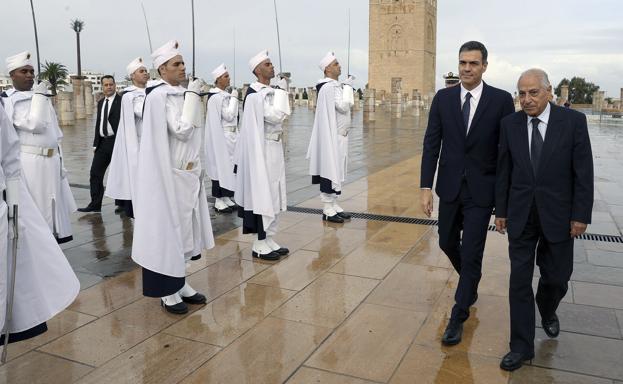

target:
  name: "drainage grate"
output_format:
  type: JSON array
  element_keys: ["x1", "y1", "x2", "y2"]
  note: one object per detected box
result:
[{"x1": 287, "y1": 206, "x2": 623, "y2": 244}]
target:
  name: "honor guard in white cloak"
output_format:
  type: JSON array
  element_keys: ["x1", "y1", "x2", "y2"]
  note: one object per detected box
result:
[
  {"x1": 131, "y1": 40, "x2": 214, "y2": 315},
  {"x1": 105, "y1": 57, "x2": 151, "y2": 218},
  {"x1": 234, "y1": 50, "x2": 290, "y2": 260},
  {"x1": 0, "y1": 101, "x2": 79, "y2": 349},
  {"x1": 306, "y1": 52, "x2": 354, "y2": 223},
  {"x1": 205, "y1": 63, "x2": 238, "y2": 213},
  {"x1": 1, "y1": 52, "x2": 77, "y2": 243}
]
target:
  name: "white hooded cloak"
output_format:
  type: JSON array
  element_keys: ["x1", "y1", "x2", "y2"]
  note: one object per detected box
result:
[
  {"x1": 131, "y1": 82, "x2": 214, "y2": 278},
  {"x1": 205, "y1": 88, "x2": 238, "y2": 193}
]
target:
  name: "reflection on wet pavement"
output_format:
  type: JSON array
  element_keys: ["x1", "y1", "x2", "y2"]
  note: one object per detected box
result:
[{"x1": 2, "y1": 108, "x2": 622, "y2": 383}]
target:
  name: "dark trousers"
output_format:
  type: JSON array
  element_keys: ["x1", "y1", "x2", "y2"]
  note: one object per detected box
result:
[
  {"x1": 438, "y1": 181, "x2": 492, "y2": 322},
  {"x1": 89, "y1": 137, "x2": 115, "y2": 209},
  {"x1": 509, "y1": 203, "x2": 573, "y2": 355}
]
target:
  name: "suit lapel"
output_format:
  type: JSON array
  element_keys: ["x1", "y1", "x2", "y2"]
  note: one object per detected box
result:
[
  {"x1": 449, "y1": 85, "x2": 464, "y2": 138},
  {"x1": 514, "y1": 111, "x2": 533, "y2": 180},
  {"x1": 536, "y1": 103, "x2": 563, "y2": 179},
  {"x1": 466, "y1": 82, "x2": 490, "y2": 140}
]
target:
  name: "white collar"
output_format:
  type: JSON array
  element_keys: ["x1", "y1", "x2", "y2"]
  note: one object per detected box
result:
[
  {"x1": 460, "y1": 81, "x2": 484, "y2": 101},
  {"x1": 530, "y1": 102, "x2": 551, "y2": 125}
]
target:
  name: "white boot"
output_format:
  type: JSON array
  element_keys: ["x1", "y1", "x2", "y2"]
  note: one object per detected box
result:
[
  {"x1": 267, "y1": 236, "x2": 289, "y2": 255},
  {"x1": 178, "y1": 282, "x2": 197, "y2": 297},
  {"x1": 160, "y1": 292, "x2": 188, "y2": 314},
  {"x1": 223, "y1": 197, "x2": 236, "y2": 207},
  {"x1": 323, "y1": 202, "x2": 338, "y2": 217},
  {"x1": 161, "y1": 292, "x2": 183, "y2": 305},
  {"x1": 332, "y1": 201, "x2": 344, "y2": 213},
  {"x1": 252, "y1": 239, "x2": 280, "y2": 260},
  {"x1": 214, "y1": 198, "x2": 230, "y2": 212}
]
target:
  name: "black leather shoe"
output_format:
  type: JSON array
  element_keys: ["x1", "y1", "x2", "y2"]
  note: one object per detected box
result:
[
  {"x1": 336, "y1": 211, "x2": 352, "y2": 220},
  {"x1": 252, "y1": 250, "x2": 281, "y2": 261},
  {"x1": 160, "y1": 300, "x2": 188, "y2": 314},
  {"x1": 190, "y1": 254, "x2": 202, "y2": 261},
  {"x1": 77, "y1": 205, "x2": 101, "y2": 213},
  {"x1": 274, "y1": 247, "x2": 289, "y2": 256},
  {"x1": 542, "y1": 313, "x2": 560, "y2": 338},
  {"x1": 181, "y1": 292, "x2": 207, "y2": 305},
  {"x1": 441, "y1": 320, "x2": 463, "y2": 346},
  {"x1": 500, "y1": 351, "x2": 533, "y2": 371},
  {"x1": 214, "y1": 206, "x2": 233, "y2": 214},
  {"x1": 322, "y1": 214, "x2": 344, "y2": 223}
]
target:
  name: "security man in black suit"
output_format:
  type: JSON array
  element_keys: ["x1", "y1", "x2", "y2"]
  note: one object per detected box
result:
[
  {"x1": 495, "y1": 68, "x2": 593, "y2": 371},
  {"x1": 420, "y1": 41, "x2": 515, "y2": 346},
  {"x1": 78, "y1": 75, "x2": 121, "y2": 213}
]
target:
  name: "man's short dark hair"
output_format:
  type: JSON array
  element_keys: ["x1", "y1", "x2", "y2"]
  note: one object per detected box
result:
[
  {"x1": 100, "y1": 75, "x2": 115, "y2": 84},
  {"x1": 459, "y1": 41, "x2": 488, "y2": 63}
]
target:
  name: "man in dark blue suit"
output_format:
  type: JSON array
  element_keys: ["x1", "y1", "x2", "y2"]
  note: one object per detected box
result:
[
  {"x1": 420, "y1": 41, "x2": 515, "y2": 346},
  {"x1": 495, "y1": 69, "x2": 593, "y2": 371}
]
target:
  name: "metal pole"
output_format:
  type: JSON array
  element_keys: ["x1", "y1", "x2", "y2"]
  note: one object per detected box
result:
[
  {"x1": 273, "y1": 0, "x2": 283, "y2": 73},
  {"x1": 29, "y1": 0, "x2": 41, "y2": 77},
  {"x1": 191, "y1": 0, "x2": 196, "y2": 78},
  {"x1": 141, "y1": 2, "x2": 154, "y2": 70},
  {"x1": 347, "y1": 8, "x2": 351, "y2": 76},
  {"x1": 233, "y1": 27, "x2": 236, "y2": 88}
]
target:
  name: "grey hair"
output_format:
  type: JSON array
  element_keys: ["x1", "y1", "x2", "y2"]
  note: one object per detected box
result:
[{"x1": 518, "y1": 68, "x2": 551, "y2": 89}]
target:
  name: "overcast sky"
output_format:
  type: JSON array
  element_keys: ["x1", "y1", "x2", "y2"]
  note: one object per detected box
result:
[{"x1": 1, "y1": 0, "x2": 622, "y2": 96}]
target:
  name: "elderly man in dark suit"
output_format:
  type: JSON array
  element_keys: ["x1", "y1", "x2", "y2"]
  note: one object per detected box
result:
[
  {"x1": 495, "y1": 68, "x2": 593, "y2": 371},
  {"x1": 78, "y1": 75, "x2": 122, "y2": 213},
  {"x1": 420, "y1": 41, "x2": 515, "y2": 346}
]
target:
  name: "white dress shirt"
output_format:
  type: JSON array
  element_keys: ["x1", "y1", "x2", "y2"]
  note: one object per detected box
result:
[
  {"x1": 460, "y1": 81, "x2": 483, "y2": 134},
  {"x1": 527, "y1": 102, "x2": 550, "y2": 152},
  {"x1": 99, "y1": 93, "x2": 116, "y2": 138}
]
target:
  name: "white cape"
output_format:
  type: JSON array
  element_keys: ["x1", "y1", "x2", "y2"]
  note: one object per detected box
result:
[
  {"x1": 3, "y1": 89, "x2": 76, "y2": 239},
  {"x1": 205, "y1": 89, "x2": 236, "y2": 192},
  {"x1": 0, "y1": 105, "x2": 79, "y2": 334},
  {"x1": 106, "y1": 86, "x2": 144, "y2": 201},
  {"x1": 131, "y1": 84, "x2": 214, "y2": 278},
  {"x1": 234, "y1": 88, "x2": 282, "y2": 230},
  {"x1": 306, "y1": 79, "x2": 343, "y2": 190}
]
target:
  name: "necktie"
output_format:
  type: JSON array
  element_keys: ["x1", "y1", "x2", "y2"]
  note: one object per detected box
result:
[
  {"x1": 530, "y1": 117, "x2": 543, "y2": 175},
  {"x1": 462, "y1": 92, "x2": 472, "y2": 135},
  {"x1": 102, "y1": 98, "x2": 110, "y2": 137}
]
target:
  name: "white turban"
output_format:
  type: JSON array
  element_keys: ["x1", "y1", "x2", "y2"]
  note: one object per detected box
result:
[
  {"x1": 248, "y1": 50, "x2": 269, "y2": 73},
  {"x1": 126, "y1": 57, "x2": 146, "y2": 76},
  {"x1": 319, "y1": 51, "x2": 336, "y2": 71},
  {"x1": 152, "y1": 40, "x2": 180, "y2": 69},
  {"x1": 6, "y1": 51, "x2": 33, "y2": 73},
  {"x1": 211, "y1": 63, "x2": 228, "y2": 81}
]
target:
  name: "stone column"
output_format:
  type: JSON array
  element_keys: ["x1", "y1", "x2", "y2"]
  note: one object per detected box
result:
[
  {"x1": 593, "y1": 90, "x2": 605, "y2": 112},
  {"x1": 412, "y1": 89, "x2": 421, "y2": 116},
  {"x1": 561, "y1": 84, "x2": 569, "y2": 103},
  {"x1": 308, "y1": 87, "x2": 317, "y2": 109},
  {"x1": 620, "y1": 88, "x2": 623, "y2": 111},
  {"x1": 390, "y1": 77, "x2": 402, "y2": 118},
  {"x1": 71, "y1": 77, "x2": 86, "y2": 119},
  {"x1": 363, "y1": 88, "x2": 376, "y2": 122},
  {"x1": 352, "y1": 89, "x2": 360, "y2": 111},
  {"x1": 84, "y1": 81, "x2": 94, "y2": 116},
  {"x1": 56, "y1": 91, "x2": 75, "y2": 126},
  {"x1": 241, "y1": 83, "x2": 250, "y2": 102}
]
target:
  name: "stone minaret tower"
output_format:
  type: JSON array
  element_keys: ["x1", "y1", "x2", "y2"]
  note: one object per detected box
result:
[{"x1": 368, "y1": 0, "x2": 437, "y2": 97}]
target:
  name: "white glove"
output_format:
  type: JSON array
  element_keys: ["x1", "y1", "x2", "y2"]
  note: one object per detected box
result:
[
  {"x1": 342, "y1": 75, "x2": 356, "y2": 87},
  {"x1": 33, "y1": 81, "x2": 50, "y2": 95},
  {"x1": 273, "y1": 88, "x2": 291, "y2": 116},
  {"x1": 187, "y1": 78, "x2": 203, "y2": 94},
  {"x1": 342, "y1": 84, "x2": 355, "y2": 106}
]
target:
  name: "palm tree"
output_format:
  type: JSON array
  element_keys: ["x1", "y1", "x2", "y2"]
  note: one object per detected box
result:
[
  {"x1": 70, "y1": 19, "x2": 85, "y2": 78},
  {"x1": 40, "y1": 61, "x2": 68, "y2": 95}
]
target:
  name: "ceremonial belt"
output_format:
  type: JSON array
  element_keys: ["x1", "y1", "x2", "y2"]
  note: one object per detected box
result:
[
  {"x1": 223, "y1": 126, "x2": 237, "y2": 133},
  {"x1": 21, "y1": 144, "x2": 56, "y2": 157},
  {"x1": 265, "y1": 132, "x2": 283, "y2": 142},
  {"x1": 175, "y1": 160, "x2": 196, "y2": 171}
]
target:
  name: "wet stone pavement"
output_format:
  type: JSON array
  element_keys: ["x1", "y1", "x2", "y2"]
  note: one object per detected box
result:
[{"x1": 1, "y1": 105, "x2": 623, "y2": 383}]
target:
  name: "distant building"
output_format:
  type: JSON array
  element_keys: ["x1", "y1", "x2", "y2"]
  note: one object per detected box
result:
[{"x1": 0, "y1": 73, "x2": 13, "y2": 92}]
